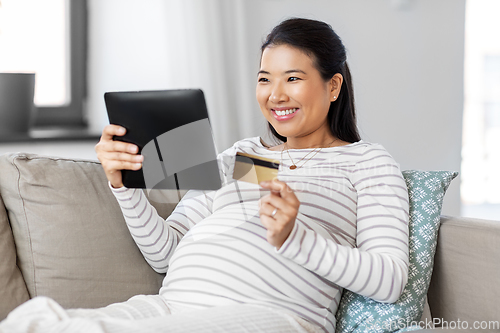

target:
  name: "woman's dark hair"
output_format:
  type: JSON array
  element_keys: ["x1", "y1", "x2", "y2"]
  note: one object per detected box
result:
[{"x1": 261, "y1": 18, "x2": 361, "y2": 143}]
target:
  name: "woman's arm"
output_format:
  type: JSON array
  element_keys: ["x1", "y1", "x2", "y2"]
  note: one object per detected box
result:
[
  {"x1": 97, "y1": 125, "x2": 232, "y2": 274},
  {"x1": 111, "y1": 187, "x2": 215, "y2": 273},
  {"x1": 265, "y1": 146, "x2": 409, "y2": 303}
]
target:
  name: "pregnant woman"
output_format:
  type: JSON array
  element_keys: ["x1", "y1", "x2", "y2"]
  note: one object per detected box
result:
[{"x1": 0, "y1": 17, "x2": 409, "y2": 333}]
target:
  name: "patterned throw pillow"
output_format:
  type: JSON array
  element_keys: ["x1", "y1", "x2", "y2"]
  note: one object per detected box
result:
[{"x1": 335, "y1": 170, "x2": 458, "y2": 333}]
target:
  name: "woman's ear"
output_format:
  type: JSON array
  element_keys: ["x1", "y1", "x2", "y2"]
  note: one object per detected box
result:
[{"x1": 330, "y1": 73, "x2": 343, "y2": 102}]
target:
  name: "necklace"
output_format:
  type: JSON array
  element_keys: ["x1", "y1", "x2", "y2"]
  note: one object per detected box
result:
[{"x1": 281, "y1": 138, "x2": 338, "y2": 170}]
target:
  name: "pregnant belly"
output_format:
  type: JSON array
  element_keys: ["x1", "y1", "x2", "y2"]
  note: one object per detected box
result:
[{"x1": 159, "y1": 214, "x2": 279, "y2": 306}]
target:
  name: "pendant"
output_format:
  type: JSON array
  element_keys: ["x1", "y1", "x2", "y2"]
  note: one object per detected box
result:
[{"x1": 290, "y1": 165, "x2": 297, "y2": 170}]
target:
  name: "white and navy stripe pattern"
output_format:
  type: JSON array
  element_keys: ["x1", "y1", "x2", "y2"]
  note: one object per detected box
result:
[{"x1": 111, "y1": 137, "x2": 409, "y2": 333}]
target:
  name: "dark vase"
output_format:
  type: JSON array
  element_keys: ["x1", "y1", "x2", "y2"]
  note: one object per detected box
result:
[{"x1": 0, "y1": 73, "x2": 36, "y2": 137}]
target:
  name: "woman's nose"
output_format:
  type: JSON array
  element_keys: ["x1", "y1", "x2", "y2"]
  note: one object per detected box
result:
[{"x1": 270, "y1": 84, "x2": 288, "y2": 103}]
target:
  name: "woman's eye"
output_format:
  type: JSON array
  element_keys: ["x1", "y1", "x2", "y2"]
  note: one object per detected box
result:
[
  {"x1": 258, "y1": 77, "x2": 269, "y2": 83},
  {"x1": 288, "y1": 77, "x2": 300, "y2": 82}
]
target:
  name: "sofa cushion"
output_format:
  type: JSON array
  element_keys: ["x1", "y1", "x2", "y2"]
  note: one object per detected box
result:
[
  {"x1": 0, "y1": 153, "x2": 180, "y2": 310},
  {"x1": 0, "y1": 193, "x2": 30, "y2": 320},
  {"x1": 336, "y1": 170, "x2": 458, "y2": 332}
]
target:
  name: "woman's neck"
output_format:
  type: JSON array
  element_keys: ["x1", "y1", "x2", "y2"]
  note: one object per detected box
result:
[{"x1": 285, "y1": 135, "x2": 337, "y2": 149}]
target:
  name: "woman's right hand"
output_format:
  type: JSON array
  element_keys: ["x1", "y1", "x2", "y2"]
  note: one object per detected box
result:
[{"x1": 95, "y1": 125, "x2": 143, "y2": 188}]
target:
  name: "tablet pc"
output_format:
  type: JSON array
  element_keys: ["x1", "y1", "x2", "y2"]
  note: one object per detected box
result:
[{"x1": 104, "y1": 89, "x2": 222, "y2": 190}]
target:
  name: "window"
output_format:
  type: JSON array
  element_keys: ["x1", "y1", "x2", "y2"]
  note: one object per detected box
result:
[
  {"x1": 462, "y1": 0, "x2": 500, "y2": 219},
  {"x1": 0, "y1": 0, "x2": 87, "y2": 127}
]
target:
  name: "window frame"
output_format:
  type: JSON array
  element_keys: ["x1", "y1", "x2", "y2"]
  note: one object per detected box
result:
[{"x1": 34, "y1": 0, "x2": 87, "y2": 128}]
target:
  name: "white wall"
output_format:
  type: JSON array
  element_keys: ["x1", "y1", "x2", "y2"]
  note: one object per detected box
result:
[
  {"x1": 86, "y1": 0, "x2": 466, "y2": 216},
  {"x1": 86, "y1": 0, "x2": 171, "y2": 136}
]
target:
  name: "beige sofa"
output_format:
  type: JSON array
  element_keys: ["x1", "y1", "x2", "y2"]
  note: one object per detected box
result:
[{"x1": 0, "y1": 153, "x2": 498, "y2": 331}]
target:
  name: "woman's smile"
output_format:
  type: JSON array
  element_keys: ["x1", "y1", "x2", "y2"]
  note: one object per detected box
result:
[{"x1": 272, "y1": 107, "x2": 299, "y2": 120}]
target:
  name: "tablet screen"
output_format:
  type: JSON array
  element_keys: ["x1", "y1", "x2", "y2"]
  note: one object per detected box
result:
[{"x1": 104, "y1": 89, "x2": 222, "y2": 191}]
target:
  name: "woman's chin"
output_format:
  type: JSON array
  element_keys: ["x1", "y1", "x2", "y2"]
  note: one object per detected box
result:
[{"x1": 273, "y1": 129, "x2": 295, "y2": 140}]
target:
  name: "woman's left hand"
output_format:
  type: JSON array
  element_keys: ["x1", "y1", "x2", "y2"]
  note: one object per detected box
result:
[{"x1": 259, "y1": 179, "x2": 300, "y2": 250}]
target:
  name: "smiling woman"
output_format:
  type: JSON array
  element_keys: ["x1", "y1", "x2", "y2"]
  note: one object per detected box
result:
[
  {"x1": 91, "y1": 18, "x2": 408, "y2": 333},
  {"x1": 0, "y1": 17, "x2": 410, "y2": 333}
]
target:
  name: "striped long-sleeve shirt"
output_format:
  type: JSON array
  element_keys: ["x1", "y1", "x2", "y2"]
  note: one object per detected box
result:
[{"x1": 111, "y1": 137, "x2": 409, "y2": 333}]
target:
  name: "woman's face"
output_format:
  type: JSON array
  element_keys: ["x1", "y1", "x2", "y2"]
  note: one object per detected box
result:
[{"x1": 256, "y1": 44, "x2": 341, "y2": 144}]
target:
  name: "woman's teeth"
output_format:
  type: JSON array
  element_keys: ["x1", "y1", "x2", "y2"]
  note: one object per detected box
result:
[{"x1": 274, "y1": 108, "x2": 297, "y2": 116}]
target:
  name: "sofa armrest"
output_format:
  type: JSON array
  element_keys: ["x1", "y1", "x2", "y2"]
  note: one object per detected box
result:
[
  {"x1": 427, "y1": 215, "x2": 500, "y2": 325},
  {"x1": 0, "y1": 153, "x2": 166, "y2": 311},
  {"x1": 0, "y1": 193, "x2": 30, "y2": 320}
]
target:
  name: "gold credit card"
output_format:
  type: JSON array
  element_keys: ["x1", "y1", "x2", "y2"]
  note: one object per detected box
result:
[{"x1": 232, "y1": 152, "x2": 280, "y2": 184}]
